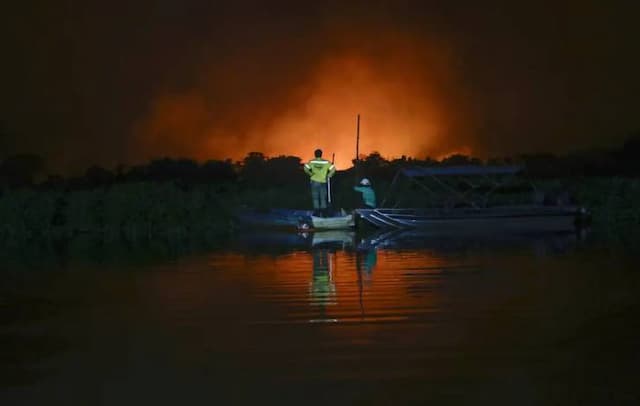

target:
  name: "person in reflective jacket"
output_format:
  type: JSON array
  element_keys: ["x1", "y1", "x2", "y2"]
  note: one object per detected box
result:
[
  {"x1": 353, "y1": 178, "x2": 376, "y2": 208},
  {"x1": 303, "y1": 149, "x2": 336, "y2": 216}
]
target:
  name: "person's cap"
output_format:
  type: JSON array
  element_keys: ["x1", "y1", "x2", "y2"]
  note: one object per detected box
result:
[{"x1": 360, "y1": 178, "x2": 371, "y2": 185}]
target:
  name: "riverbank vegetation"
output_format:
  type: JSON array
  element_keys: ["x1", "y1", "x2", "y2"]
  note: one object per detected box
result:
[{"x1": 1, "y1": 135, "x2": 640, "y2": 245}]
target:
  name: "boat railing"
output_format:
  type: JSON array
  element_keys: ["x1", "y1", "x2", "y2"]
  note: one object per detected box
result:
[{"x1": 380, "y1": 165, "x2": 537, "y2": 209}]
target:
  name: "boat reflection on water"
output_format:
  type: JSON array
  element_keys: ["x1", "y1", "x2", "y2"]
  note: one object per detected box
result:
[
  {"x1": 307, "y1": 232, "x2": 380, "y2": 320},
  {"x1": 7, "y1": 220, "x2": 636, "y2": 406},
  {"x1": 305, "y1": 231, "x2": 378, "y2": 317},
  {"x1": 229, "y1": 229, "x2": 382, "y2": 320},
  {"x1": 231, "y1": 226, "x2": 587, "y2": 256},
  {"x1": 301, "y1": 230, "x2": 356, "y2": 249},
  {"x1": 228, "y1": 227, "x2": 587, "y2": 323},
  {"x1": 358, "y1": 227, "x2": 588, "y2": 257}
]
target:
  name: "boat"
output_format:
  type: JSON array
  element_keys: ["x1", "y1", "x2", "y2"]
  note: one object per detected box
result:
[
  {"x1": 303, "y1": 213, "x2": 355, "y2": 230},
  {"x1": 355, "y1": 206, "x2": 585, "y2": 233},
  {"x1": 234, "y1": 208, "x2": 355, "y2": 230},
  {"x1": 355, "y1": 165, "x2": 589, "y2": 232}
]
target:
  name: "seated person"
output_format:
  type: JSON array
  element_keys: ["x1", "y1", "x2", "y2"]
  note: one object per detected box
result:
[{"x1": 353, "y1": 178, "x2": 377, "y2": 209}]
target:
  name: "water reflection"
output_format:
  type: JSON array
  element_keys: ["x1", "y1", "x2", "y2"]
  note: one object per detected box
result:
[
  {"x1": 227, "y1": 228, "x2": 587, "y2": 326},
  {"x1": 356, "y1": 239, "x2": 378, "y2": 279},
  {"x1": 3, "y1": 227, "x2": 640, "y2": 405},
  {"x1": 359, "y1": 228, "x2": 586, "y2": 257},
  {"x1": 309, "y1": 248, "x2": 336, "y2": 309},
  {"x1": 307, "y1": 232, "x2": 380, "y2": 320},
  {"x1": 0, "y1": 277, "x2": 69, "y2": 388}
]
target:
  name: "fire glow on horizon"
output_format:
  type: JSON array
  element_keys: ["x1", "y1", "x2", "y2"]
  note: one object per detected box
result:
[{"x1": 131, "y1": 36, "x2": 472, "y2": 169}]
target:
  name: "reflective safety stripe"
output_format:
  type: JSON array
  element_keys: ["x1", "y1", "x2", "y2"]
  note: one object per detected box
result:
[{"x1": 305, "y1": 157, "x2": 335, "y2": 183}]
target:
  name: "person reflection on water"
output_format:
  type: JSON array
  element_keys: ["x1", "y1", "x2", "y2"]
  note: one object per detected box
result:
[
  {"x1": 356, "y1": 238, "x2": 378, "y2": 285},
  {"x1": 353, "y1": 238, "x2": 378, "y2": 318},
  {"x1": 310, "y1": 248, "x2": 337, "y2": 310},
  {"x1": 303, "y1": 149, "x2": 336, "y2": 217}
]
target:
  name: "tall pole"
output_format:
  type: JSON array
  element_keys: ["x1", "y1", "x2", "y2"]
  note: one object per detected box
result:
[
  {"x1": 355, "y1": 114, "x2": 360, "y2": 184},
  {"x1": 356, "y1": 114, "x2": 360, "y2": 164},
  {"x1": 328, "y1": 152, "x2": 335, "y2": 205}
]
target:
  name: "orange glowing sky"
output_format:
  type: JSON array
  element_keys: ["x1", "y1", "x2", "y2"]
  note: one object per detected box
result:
[
  {"x1": 131, "y1": 32, "x2": 470, "y2": 169},
  {"x1": 3, "y1": 1, "x2": 640, "y2": 174}
]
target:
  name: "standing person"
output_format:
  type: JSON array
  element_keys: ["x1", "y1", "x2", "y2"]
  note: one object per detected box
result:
[
  {"x1": 303, "y1": 149, "x2": 336, "y2": 216},
  {"x1": 354, "y1": 178, "x2": 377, "y2": 208}
]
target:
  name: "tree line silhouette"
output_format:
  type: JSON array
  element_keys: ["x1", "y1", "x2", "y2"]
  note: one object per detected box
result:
[
  {"x1": 1, "y1": 133, "x2": 640, "y2": 244},
  {"x1": 1, "y1": 132, "x2": 640, "y2": 191}
]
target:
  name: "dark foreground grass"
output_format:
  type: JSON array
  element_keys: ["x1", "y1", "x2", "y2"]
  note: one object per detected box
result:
[{"x1": 0, "y1": 177, "x2": 639, "y2": 247}]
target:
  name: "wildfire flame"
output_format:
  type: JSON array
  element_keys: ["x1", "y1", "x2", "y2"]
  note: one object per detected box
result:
[{"x1": 131, "y1": 32, "x2": 472, "y2": 168}]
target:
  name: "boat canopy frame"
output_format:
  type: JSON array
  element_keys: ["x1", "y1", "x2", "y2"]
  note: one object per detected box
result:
[{"x1": 380, "y1": 165, "x2": 529, "y2": 209}]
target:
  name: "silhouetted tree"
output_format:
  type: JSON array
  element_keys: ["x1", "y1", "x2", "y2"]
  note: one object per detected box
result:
[
  {"x1": 201, "y1": 159, "x2": 236, "y2": 182},
  {"x1": 487, "y1": 157, "x2": 515, "y2": 166},
  {"x1": 519, "y1": 153, "x2": 561, "y2": 178},
  {"x1": 441, "y1": 154, "x2": 482, "y2": 166},
  {"x1": 123, "y1": 164, "x2": 148, "y2": 182},
  {"x1": 264, "y1": 155, "x2": 306, "y2": 186},
  {"x1": 240, "y1": 152, "x2": 268, "y2": 185},
  {"x1": 145, "y1": 157, "x2": 200, "y2": 181},
  {"x1": 85, "y1": 165, "x2": 115, "y2": 186},
  {"x1": 40, "y1": 174, "x2": 66, "y2": 189},
  {"x1": 0, "y1": 154, "x2": 45, "y2": 187},
  {"x1": 616, "y1": 131, "x2": 640, "y2": 175}
]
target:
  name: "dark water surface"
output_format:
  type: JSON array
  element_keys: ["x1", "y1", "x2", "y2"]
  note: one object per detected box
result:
[{"x1": 1, "y1": 230, "x2": 639, "y2": 405}]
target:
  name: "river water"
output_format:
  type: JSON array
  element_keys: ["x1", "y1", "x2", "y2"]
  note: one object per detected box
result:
[{"x1": 1, "y1": 229, "x2": 639, "y2": 405}]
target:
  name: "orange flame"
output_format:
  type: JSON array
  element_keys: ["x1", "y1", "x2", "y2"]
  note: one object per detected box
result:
[{"x1": 131, "y1": 33, "x2": 472, "y2": 168}]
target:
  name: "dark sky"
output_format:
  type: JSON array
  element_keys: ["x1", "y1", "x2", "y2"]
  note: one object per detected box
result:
[{"x1": 2, "y1": 0, "x2": 639, "y2": 173}]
